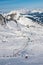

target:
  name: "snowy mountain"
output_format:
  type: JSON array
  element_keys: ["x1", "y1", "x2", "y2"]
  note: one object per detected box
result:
[{"x1": 0, "y1": 9, "x2": 43, "y2": 65}]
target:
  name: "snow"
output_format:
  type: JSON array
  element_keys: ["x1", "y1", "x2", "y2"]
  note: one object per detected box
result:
[
  {"x1": 0, "y1": 10, "x2": 43, "y2": 65},
  {"x1": 31, "y1": 9, "x2": 43, "y2": 13}
]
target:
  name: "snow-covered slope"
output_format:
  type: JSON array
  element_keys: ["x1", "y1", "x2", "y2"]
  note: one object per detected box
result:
[{"x1": 0, "y1": 10, "x2": 43, "y2": 65}]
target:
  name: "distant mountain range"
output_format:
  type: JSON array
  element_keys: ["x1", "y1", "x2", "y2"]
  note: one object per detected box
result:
[{"x1": 0, "y1": 9, "x2": 43, "y2": 26}]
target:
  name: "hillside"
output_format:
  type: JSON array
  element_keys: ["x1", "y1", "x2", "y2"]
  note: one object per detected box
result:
[{"x1": 0, "y1": 10, "x2": 43, "y2": 65}]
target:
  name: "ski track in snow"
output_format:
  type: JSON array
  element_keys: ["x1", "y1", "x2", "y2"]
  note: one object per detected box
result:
[{"x1": 0, "y1": 11, "x2": 43, "y2": 65}]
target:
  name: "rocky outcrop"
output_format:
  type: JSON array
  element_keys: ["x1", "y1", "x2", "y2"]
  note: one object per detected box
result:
[
  {"x1": 6, "y1": 13, "x2": 17, "y2": 24},
  {"x1": 5, "y1": 12, "x2": 21, "y2": 24},
  {"x1": 0, "y1": 14, "x2": 6, "y2": 25}
]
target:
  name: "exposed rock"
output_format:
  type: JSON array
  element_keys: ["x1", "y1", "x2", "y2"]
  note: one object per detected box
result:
[{"x1": 0, "y1": 14, "x2": 6, "y2": 25}]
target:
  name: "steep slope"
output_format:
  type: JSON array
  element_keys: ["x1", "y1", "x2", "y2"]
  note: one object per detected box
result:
[{"x1": 0, "y1": 10, "x2": 43, "y2": 64}]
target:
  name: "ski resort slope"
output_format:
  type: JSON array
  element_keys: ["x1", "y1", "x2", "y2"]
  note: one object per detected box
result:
[{"x1": 0, "y1": 11, "x2": 43, "y2": 65}]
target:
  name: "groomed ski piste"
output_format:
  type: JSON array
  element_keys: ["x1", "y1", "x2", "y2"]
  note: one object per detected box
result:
[{"x1": 0, "y1": 9, "x2": 43, "y2": 65}]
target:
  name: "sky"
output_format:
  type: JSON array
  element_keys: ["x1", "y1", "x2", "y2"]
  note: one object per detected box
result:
[{"x1": 0, "y1": 0, "x2": 43, "y2": 12}]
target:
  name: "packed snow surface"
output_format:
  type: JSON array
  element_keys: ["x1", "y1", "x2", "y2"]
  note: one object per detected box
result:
[{"x1": 0, "y1": 10, "x2": 43, "y2": 65}]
